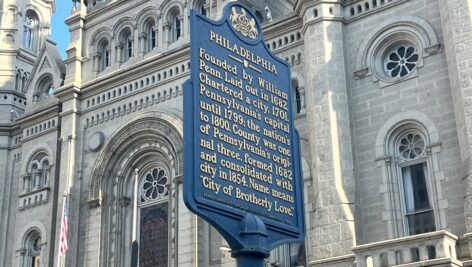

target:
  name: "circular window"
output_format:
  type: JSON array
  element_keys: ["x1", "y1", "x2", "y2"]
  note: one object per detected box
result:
[
  {"x1": 141, "y1": 167, "x2": 168, "y2": 202},
  {"x1": 397, "y1": 132, "x2": 425, "y2": 160},
  {"x1": 384, "y1": 44, "x2": 419, "y2": 78}
]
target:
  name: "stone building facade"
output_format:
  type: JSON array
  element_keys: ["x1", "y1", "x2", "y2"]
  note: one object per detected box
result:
[{"x1": 1, "y1": 0, "x2": 472, "y2": 266}]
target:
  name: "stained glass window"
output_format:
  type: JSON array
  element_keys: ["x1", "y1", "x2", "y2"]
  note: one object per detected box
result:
[
  {"x1": 139, "y1": 203, "x2": 168, "y2": 267},
  {"x1": 138, "y1": 167, "x2": 169, "y2": 267}
]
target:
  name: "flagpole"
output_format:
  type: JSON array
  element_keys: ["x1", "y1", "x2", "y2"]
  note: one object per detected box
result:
[
  {"x1": 59, "y1": 193, "x2": 67, "y2": 267},
  {"x1": 131, "y1": 169, "x2": 139, "y2": 267},
  {"x1": 132, "y1": 168, "x2": 138, "y2": 241}
]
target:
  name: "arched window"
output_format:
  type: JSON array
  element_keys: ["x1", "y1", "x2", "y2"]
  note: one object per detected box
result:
[
  {"x1": 23, "y1": 229, "x2": 42, "y2": 267},
  {"x1": 34, "y1": 75, "x2": 54, "y2": 102},
  {"x1": 24, "y1": 151, "x2": 50, "y2": 192},
  {"x1": 376, "y1": 114, "x2": 445, "y2": 239},
  {"x1": 193, "y1": 0, "x2": 207, "y2": 16},
  {"x1": 137, "y1": 167, "x2": 169, "y2": 266},
  {"x1": 173, "y1": 16, "x2": 181, "y2": 41},
  {"x1": 98, "y1": 39, "x2": 110, "y2": 71},
  {"x1": 23, "y1": 10, "x2": 38, "y2": 50},
  {"x1": 168, "y1": 9, "x2": 182, "y2": 43},
  {"x1": 149, "y1": 26, "x2": 156, "y2": 50},
  {"x1": 395, "y1": 130, "x2": 435, "y2": 235},
  {"x1": 126, "y1": 37, "x2": 133, "y2": 59},
  {"x1": 200, "y1": 4, "x2": 207, "y2": 16},
  {"x1": 119, "y1": 29, "x2": 133, "y2": 62},
  {"x1": 144, "y1": 19, "x2": 157, "y2": 52}
]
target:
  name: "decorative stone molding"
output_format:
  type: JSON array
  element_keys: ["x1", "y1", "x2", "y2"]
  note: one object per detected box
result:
[
  {"x1": 424, "y1": 44, "x2": 442, "y2": 56},
  {"x1": 354, "y1": 67, "x2": 369, "y2": 79},
  {"x1": 88, "y1": 113, "x2": 183, "y2": 205},
  {"x1": 18, "y1": 187, "x2": 50, "y2": 210},
  {"x1": 88, "y1": 131, "x2": 105, "y2": 152},
  {"x1": 374, "y1": 111, "x2": 446, "y2": 238},
  {"x1": 355, "y1": 16, "x2": 441, "y2": 86}
]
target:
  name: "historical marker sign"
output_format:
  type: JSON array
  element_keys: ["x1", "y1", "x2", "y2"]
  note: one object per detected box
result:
[{"x1": 184, "y1": 2, "x2": 305, "y2": 255}]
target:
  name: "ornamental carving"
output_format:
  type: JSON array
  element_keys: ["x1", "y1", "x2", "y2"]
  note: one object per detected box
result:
[
  {"x1": 229, "y1": 7, "x2": 258, "y2": 40},
  {"x1": 89, "y1": 117, "x2": 183, "y2": 203}
]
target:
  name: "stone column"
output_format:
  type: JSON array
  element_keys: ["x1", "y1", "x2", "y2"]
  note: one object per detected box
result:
[
  {"x1": 115, "y1": 42, "x2": 123, "y2": 63},
  {"x1": 298, "y1": 0, "x2": 356, "y2": 264},
  {"x1": 438, "y1": 0, "x2": 472, "y2": 256},
  {"x1": 163, "y1": 23, "x2": 171, "y2": 46},
  {"x1": 33, "y1": 170, "x2": 42, "y2": 189},
  {"x1": 92, "y1": 52, "x2": 100, "y2": 73},
  {"x1": 24, "y1": 174, "x2": 31, "y2": 192},
  {"x1": 44, "y1": 167, "x2": 50, "y2": 186},
  {"x1": 152, "y1": 26, "x2": 158, "y2": 50},
  {"x1": 138, "y1": 32, "x2": 147, "y2": 56}
]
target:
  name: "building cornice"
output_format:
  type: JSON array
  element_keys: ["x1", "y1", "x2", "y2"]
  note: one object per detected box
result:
[{"x1": 16, "y1": 102, "x2": 60, "y2": 128}]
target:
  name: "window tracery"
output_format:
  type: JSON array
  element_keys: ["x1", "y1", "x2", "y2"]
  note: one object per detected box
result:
[
  {"x1": 140, "y1": 167, "x2": 169, "y2": 203},
  {"x1": 397, "y1": 132, "x2": 425, "y2": 161},
  {"x1": 384, "y1": 44, "x2": 419, "y2": 78}
]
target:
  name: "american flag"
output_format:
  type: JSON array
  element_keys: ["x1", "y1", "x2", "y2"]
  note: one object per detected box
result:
[{"x1": 59, "y1": 197, "x2": 68, "y2": 256}]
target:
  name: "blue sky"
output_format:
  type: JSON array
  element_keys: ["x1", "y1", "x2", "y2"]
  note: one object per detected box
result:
[{"x1": 51, "y1": 1, "x2": 72, "y2": 59}]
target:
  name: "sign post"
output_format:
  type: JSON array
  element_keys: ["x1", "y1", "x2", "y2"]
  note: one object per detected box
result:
[{"x1": 184, "y1": 3, "x2": 305, "y2": 266}]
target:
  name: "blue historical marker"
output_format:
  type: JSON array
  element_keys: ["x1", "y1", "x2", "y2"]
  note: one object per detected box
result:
[{"x1": 184, "y1": 2, "x2": 305, "y2": 266}]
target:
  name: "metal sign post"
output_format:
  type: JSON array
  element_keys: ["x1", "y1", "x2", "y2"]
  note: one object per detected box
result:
[{"x1": 184, "y1": 3, "x2": 305, "y2": 266}]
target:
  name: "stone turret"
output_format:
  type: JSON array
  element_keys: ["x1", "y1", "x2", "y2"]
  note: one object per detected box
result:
[{"x1": 0, "y1": 0, "x2": 55, "y2": 123}]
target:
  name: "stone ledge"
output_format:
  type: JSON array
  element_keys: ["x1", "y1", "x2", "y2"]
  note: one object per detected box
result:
[{"x1": 309, "y1": 253, "x2": 355, "y2": 267}]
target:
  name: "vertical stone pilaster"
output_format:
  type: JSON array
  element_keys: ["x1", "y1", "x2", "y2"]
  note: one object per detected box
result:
[
  {"x1": 298, "y1": 0, "x2": 356, "y2": 263},
  {"x1": 63, "y1": 11, "x2": 85, "y2": 87},
  {"x1": 54, "y1": 95, "x2": 81, "y2": 267},
  {"x1": 438, "y1": 0, "x2": 472, "y2": 255}
]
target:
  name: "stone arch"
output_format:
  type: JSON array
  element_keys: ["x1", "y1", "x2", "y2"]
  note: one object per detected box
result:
[
  {"x1": 355, "y1": 16, "x2": 440, "y2": 73},
  {"x1": 33, "y1": 73, "x2": 54, "y2": 101},
  {"x1": 190, "y1": 0, "x2": 208, "y2": 14},
  {"x1": 136, "y1": 6, "x2": 159, "y2": 33},
  {"x1": 375, "y1": 111, "x2": 439, "y2": 158},
  {"x1": 375, "y1": 111, "x2": 445, "y2": 237},
  {"x1": 16, "y1": 221, "x2": 47, "y2": 250},
  {"x1": 112, "y1": 16, "x2": 135, "y2": 42},
  {"x1": 23, "y1": 5, "x2": 44, "y2": 25},
  {"x1": 22, "y1": 147, "x2": 53, "y2": 174},
  {"x1": 89, "y1": 111, "x2": 183, "y2": 203},
  {"x1": 161, "y1": 0, "x2": 184, "y2": 22},
  {"x1": 291, "y1": 71, "x2": 305, "y2": 89},
  {"x1": 88, "y1": 27, "x2": 112, "y2": 55},
  {"x1": 91, "y1": 112, "x2": 182, "y2": 267}
]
